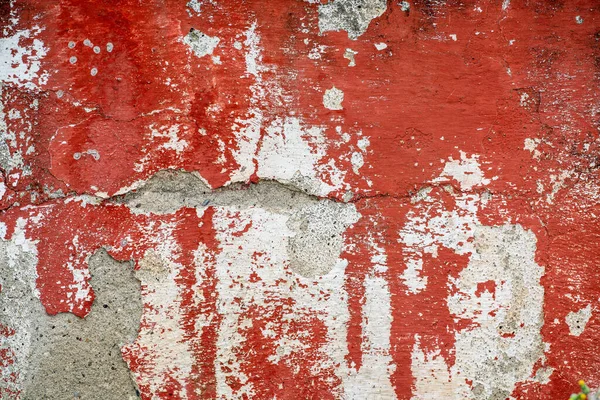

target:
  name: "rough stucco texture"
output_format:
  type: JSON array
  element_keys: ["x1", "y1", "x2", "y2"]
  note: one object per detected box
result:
[{"x1": 0, "y1": 0, "x2": 599, "y2": 399}]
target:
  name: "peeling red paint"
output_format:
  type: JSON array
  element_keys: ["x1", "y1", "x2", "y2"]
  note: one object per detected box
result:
[{"x1": 2, "y1": 0, "x2": 600, "y2": 398}]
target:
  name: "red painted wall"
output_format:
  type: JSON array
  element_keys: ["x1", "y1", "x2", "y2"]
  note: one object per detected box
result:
[{"x1": 1, "y1": 0, "x2": 599, "y2": 398}]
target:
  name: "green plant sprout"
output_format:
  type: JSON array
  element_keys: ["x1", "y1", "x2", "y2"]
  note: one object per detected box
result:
[{"x1": 569, "y1": 380, "x2": 591, "y2": 400}]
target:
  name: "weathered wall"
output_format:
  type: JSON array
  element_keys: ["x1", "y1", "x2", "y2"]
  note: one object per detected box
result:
[{"x1": 0, "y1": 0, "x2": 599, "y2": 398}]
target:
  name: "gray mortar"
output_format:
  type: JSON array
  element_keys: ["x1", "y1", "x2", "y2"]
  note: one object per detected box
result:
[
  {"x1": 115, "y1": 170, "x2": 319, "y2": 215},
  {"x1": 318, "y1": 0, "x2": 388, "y2": 40},
  {"x1": 0, "y1": 248, "x2": 142, "y2": 400},
  {"x1": 116, "y1": 170, "x2": 359, "y2": 277}
]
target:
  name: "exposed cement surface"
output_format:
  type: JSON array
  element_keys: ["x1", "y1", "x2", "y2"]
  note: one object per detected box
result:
[
  {"x1": 117, "y1": 170, "x2": 360, "y2": 278},
  {"x1": 287, "y1": 201, "x2": 359, "y2": 277},
  {"x1": 458, "y1": 224, "x2": 545, "y2": 399},
  {"x1": 1, "y1": 170, "x2": 360, "y2": 398},
  {"x1": 0, "y1": 248, "x2": 142, "y2": 400},
  {"x1": 318, "y1": 0, "x2": 387, "y2": 39},
  {"x1": 116, "y1": 170, "x2": 319, "y2": 215}
]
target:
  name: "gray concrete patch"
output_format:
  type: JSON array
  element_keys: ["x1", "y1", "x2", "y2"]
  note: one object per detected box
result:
[{"x1": 0, "y1": 247, "x2": 142, "y2": 400}]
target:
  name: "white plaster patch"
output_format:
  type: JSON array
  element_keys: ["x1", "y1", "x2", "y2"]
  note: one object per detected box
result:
[
  {"x1": 243, "y1": 22, "x2": 263, "y2": 78},
  {"x1": 344, "y1": 48, "x2": 358, "y2": 67},
  {"x1": 343, "y1": 237, "x2": 396, "y2": 399},
  {"x1": 350, "y1": 151, "x2": 364, "y2": 174},
  {"x1": 323, "y1": 87, "x2": 344, "y2": 110},
  {"x1": 524, "y1": 138, "x2": 541, "y2": 160},
  {"x1": 410, "y1": 225, "x2": 545, "y2": 399},
  {"x1": 0, "y1": 25, "x2": 48, "y2": 89},
  {"x1": 256, "y1": 117, "x2": 343, "y2": 195},
  {"x1": 357, "y1": 137, "x2": 370, "y2": 152},
  {"x1": 0, "y1": 222, "x2": 7, "y2": 239},
  {"x1": 411, "y1": 337, "x2": 468, "y2": 398},
  {"x1": 566, "y1": 305, "x2": 592, "y2": 336},
  {"x1": 226, "y1": 23, "x2": 350, "y2": 196},
  {"x1": 400, "y1": 257, "x2": 427, "y2": 294},
  {"x1": 434, "y1": 152, "x2": 491, "y2": 190},
  {"x1": 226, "y1": 22, "x2": 265, "y2": 184},
  {"x1": 374, "y1": 42, "x2": 387, "y2": 51},
  {"x1": 403, "y1": 156, "x2": 546, "y2": 398},
  {"x1": 149, "y1": 123, "x2": 189, "y2": 153},
  {"x1": 308, "y1": 44, "x2": 329, "y2": 60},
  {"x1": 546, "y1": 169, "x2": 572, "y2": 204},
  {"x1": 447, "y1": 225, "x2": 544, "y2": 398},
  {"x1": 533, "y1": 366, "x2": 554, "y2": 384},
  {"x1": 66, "y1": 261, "x2": 92, "y2": 305},
  {"x1": 183, "y1": 29, "x2": 220, "y2": 58},
  {"x1": 122, "y1": 222, "x2": 196, "y2": 399}
]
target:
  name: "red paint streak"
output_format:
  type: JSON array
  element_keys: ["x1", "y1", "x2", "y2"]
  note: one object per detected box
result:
[
  {"x1": 340, "y1": 207, "x2": 373, "y2": 371},
  {"x1": 235, "y1": 304, "x2": 339, "y2": 400},
  {"x1": 174, "y1": 207, "x2": 221, "y2": 399}
]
